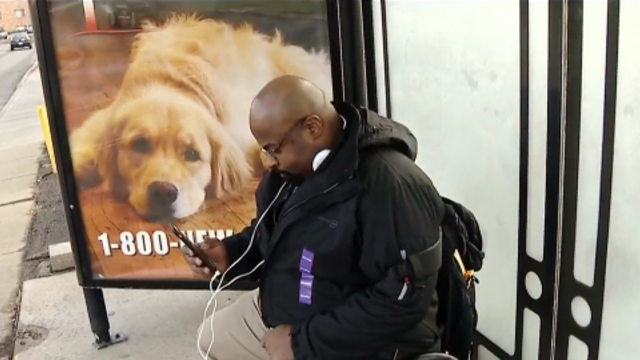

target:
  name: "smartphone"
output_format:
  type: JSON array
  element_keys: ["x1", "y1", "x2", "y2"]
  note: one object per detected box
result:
[{"x1": 169, "y1": 223, "x2": 218, "y2": 273}]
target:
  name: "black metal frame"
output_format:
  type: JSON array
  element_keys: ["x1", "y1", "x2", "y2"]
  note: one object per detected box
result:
[
  {"x1": 361, "y1": 0, "x2": 391, "y2": 116},
  {"x1": 29, "y1": 0, "x2": 367, "y2": 349},
  {"x1": 465, "y1": 0, "x2": 567, "y2": 357},
  {"x1": 361, "y1": 0, "x2": 377, "y2": 112},
  {"x1": 29, "y1": 0, "x2": 91, "y2": 288},
  {"x1": 30, "y1": 0, "x2": 625, "y2": 356},
  {"x1": 28, "y1": 0, "x2": 362, "y2": 290},
  {"x1": 534, "y1": 1, "x2": 566, "y2": 359},
  {"x1": 29, "y1": 0, "x2": 129, "y2": 348},
  {"x1": 362, "y1": 1, "x2": 575, "y2": 359},
  {"x1": 364, "y1": 1, "x2": 626, "y2": 359},
  {"x1": 554, "y1": 1, "x2": 620, "y2": 359},
  {"x1": 328, "y1": 0, "x2": 368, "y2": 106}
]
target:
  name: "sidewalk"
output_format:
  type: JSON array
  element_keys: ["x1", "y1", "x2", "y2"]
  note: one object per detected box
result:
[
  {"x1": 0, "y1": 65, "x2": 44, "y2": 360},
  {"x1": 15, "y1": 272, "x2": 241, "y2": 360},
  {"x1": 0, "y1": 64, "x2": 43, "y2": 204}
]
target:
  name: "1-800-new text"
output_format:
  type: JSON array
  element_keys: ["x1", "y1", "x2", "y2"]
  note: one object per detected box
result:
[{"x1": 97, "y1": 230, "x2": 234, "y2": 257}]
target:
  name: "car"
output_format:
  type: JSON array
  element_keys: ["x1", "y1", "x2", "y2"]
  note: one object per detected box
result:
[
  {"x1": 10, "y1": 32, "x2": 32, "y2": 51},
  {"x1": 0, "y1": 27, "x2": 7, "y2": 40},
  {"x1": 104, "y1": 1, "x2": 159, "y2": 29},
  {"x1": 108, "y1": 4, "x2": 137, "y2": 29}
]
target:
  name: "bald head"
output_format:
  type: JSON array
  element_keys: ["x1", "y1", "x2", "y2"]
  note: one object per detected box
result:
[
  {"x1": 249, "y1": 75, "x2": 343, "y2": 179},
  {"x1": 249, "y1": 75, "x2": 336, "y2": 135}
]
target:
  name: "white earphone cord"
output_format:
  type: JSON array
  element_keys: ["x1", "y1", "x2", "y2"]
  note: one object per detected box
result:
[{"x1": 197, "y1": 183, "x2": 287, "y2": 360}]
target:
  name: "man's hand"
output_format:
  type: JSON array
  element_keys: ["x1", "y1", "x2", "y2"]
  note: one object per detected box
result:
[
  {"x1": 262, "y1": 325, "x2": 294, "y2": 360},
  {"x1": 180, "y1": 237, "x2": 230, "y2": 277}
]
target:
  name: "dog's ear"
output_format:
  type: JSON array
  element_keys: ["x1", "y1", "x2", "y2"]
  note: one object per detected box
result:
[
  {"x1": 95, "y1": 126, "x2": 129, "y2": 202},
  {"x1": 206, "y1": 124, "x2": 254, "y2": 200},
  {"x1": 248, "y1": 144, "x2": 269, "y2": 178},
  {"x1": 69, "y1": 108, "x2": 110, "y2": 189},
  {"x1": 69, "y1": 107, "x2": 127, "y2": 201}
]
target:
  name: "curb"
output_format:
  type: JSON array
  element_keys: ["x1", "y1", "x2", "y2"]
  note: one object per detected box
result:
[{"x1": 49, "y1": 242, "x2": 74, "y2": 272}]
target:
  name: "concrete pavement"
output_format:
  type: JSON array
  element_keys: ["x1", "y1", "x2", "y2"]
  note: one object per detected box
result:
[
  {"x1": 0, "y1": 65, "x2": 44, "y2": 152},
  {"x1": 0, "y1": 63, "x2": 44, "y2": 360},
  {"x1": 15, "y1": 272, "x2": 241, "y2": 360}
]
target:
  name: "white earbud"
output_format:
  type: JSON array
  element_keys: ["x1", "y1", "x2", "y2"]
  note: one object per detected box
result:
[{"x1": 312, "y1": 149, "x2": 331, "y2": 172}]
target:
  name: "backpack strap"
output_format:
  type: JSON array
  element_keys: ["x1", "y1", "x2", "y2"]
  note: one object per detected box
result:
[{"x1": 452, "y1": 249, "x2": 475, "y2": 287}]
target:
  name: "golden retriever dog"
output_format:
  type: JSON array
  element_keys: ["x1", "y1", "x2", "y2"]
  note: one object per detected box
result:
[{"x1": 69, "y1": 14, "x2": 333, "y2": 221}]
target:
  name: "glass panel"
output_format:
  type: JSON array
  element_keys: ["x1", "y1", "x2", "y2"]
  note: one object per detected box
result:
[
  {"x1": 523, "y1": 308, "x2": 541, "y2": 360},
  {"x1": 573, "y1": 0, "x2": 607, "y2": 288},
  {"x1": 383, "y1": 1, "x2": 521, "y2": 355},
  {"x1": 47, "y1": 0, "x2": 333, "y2": 280},
  {"x1": 598, "y1": 1, "x2": 640, "y2": 358}
]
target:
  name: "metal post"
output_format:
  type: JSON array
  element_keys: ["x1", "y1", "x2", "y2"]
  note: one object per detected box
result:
[{"x1": 83, "y1": 288, "x2": 128, "y2": 349}]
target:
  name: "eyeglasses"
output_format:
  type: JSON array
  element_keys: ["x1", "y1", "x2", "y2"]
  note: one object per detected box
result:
[{"x1": 261, "y1": 116, "x2": 308, "y2": 159}]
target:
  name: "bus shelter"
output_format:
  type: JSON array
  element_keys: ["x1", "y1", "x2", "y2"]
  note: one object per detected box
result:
[{"x1": 28, "y1": 1, "x2": 638, "y2": 359}]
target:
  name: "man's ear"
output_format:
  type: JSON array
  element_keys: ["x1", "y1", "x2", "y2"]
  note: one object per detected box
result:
[{"x1": 303, "y1": 115, "x2": 323, "y2": 140}]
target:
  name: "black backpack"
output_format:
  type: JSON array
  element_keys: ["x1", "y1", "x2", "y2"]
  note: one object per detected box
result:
[
  {"x1": 436, "y1": 196, "x2": 485, "y2": 360},
  {"x1": 354, "y1": 188, "x2": 485, "y2": 359}
]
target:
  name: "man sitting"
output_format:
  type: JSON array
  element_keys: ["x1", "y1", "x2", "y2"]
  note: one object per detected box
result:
[{"x1": 182, "y1": 75, "x2": 446, "y2": 360}]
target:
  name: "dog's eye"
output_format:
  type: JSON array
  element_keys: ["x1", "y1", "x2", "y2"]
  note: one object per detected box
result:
[
  {"x1": 131, "y1": 137, "x2": 151, "y2": 153},
  {"x1": 184, "y1": 148, "x2": 200, "y2": 162}
]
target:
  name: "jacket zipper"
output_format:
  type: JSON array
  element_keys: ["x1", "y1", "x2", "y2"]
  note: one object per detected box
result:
[
  {"x1": 398, "y1": 249, "x2": 408, "y2": 300},
  {"x1": 316, "y1": 215, "x2": 339, "y2": 228},
  {"x1": 397, "y1": 282, "x2": 408, "y2": 300}
]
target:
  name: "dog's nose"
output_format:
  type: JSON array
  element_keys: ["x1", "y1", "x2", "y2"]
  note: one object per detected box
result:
[{"x1": 148, "y1": 181, "x2": 178, "y2": 206}]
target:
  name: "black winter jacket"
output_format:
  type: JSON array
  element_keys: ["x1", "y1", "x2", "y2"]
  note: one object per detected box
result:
[{"x1": 222, "y1": 102, "x2": 445, "y2": 360}]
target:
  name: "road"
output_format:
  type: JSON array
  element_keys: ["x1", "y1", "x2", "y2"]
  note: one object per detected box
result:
[{"x1": 0, "y1": 42, "x2": 37, "y2": 113}]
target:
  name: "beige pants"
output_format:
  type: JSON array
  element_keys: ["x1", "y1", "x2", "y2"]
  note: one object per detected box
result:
[{"x1": 198, "y1": 289, "x2": 270, "y2": 360}]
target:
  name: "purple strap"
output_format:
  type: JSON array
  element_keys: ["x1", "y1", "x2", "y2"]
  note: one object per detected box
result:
[{"x1": 299, "y1": 249, "x2": 314, "y2": 305}]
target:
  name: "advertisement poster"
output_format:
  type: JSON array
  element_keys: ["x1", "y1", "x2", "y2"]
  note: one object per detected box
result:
[{"x1": 47, "y1": 0, "x2": 334, "y2": 280}]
